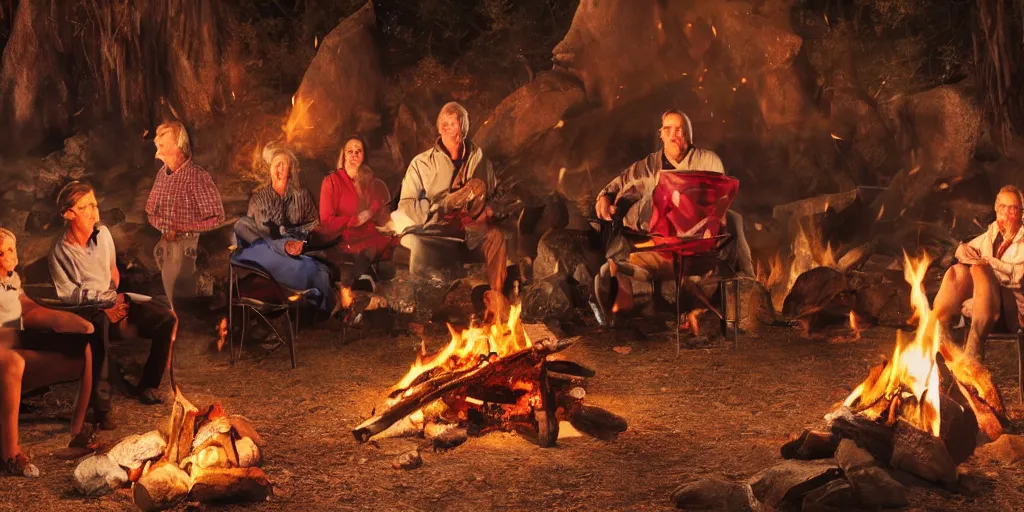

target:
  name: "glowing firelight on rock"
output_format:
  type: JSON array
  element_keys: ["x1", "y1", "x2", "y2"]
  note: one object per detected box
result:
[
  {"x1": 842, "y1": 253, "x2": 942, "y2": 437},
  {"x1": 848, "y1": 311, "x2": 861, "y2": 339}
]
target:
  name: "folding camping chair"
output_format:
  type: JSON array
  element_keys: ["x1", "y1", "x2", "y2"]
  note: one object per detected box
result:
[
  {"x1": 227, "y1": 252, "x2": 318, "y2": 369},
  {"x1": 603, "y1": 171, "x2": 742, "y2": 355}
]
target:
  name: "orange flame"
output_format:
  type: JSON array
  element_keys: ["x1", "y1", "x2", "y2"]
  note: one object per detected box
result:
[
  {"x1": 392, "y1": 304, "x2": 532, "y2": 393},
  {"x1": 849, "y1": 311, "x2": 861, "y2": 339},
  {"x1": 842, "y1": 254, "x2": 942, "y2": 436},
  {"x1": 340, "y1": 287, "x2": 354, "y2": 310},
  {"x1": 284, "y1": 94, "x2": 315, "y2": 143}
]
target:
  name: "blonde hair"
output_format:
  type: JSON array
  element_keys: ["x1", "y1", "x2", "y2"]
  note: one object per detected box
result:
[
  {"x1": 437, "y1": 102, "x2": 470, "y2": 139},
  {"x1": 263, "y1": 144, "x2": 301, "y2": 190},
  {"x1": 0, "y1": 228, "x2": 15, "y2": 246},
  {"x1": 156, "y1": 120, "x2": 192, "y2": 157}
]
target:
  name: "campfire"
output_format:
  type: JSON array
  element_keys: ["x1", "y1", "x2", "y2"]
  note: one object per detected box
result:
[
  {"x1": 749, "y1": 253, "x2": 1011, "y2": 509},
  {"x1": 352, "y1": 304, "x2": 627, "y2": 454},
  {"x1": 72, "y1": 388, "x2": 271, "y2": 510}
]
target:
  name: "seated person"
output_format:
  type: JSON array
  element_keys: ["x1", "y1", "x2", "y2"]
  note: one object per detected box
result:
[
  {"x1": 232, "y1": 145, "x2": 336, "y2": 313},
  {"x1": 593, "y1": 109, "x2": 752, "y2": 324},
  {"x1": 1, "y1": 227, "x2": 95, "y2": 477},
  {"x1": 49, "y1": 182, "x2": 177, "y2": 411},
  {"x1": 392, "y1": 102, "x2": 508, "y2": 319},
  {"x1": 317, "y1": 136, "x2": 395, "y2": 287},
  {"x1": 932, "y1": 185, "x2": 1024, "y2": 362}
]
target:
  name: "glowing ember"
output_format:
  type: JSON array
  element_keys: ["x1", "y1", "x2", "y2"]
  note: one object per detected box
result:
[
  {"x1": 215, "y1": 318, "x2": 228, "y2": 352},
  {"x1": 830, "y1": 133, "x2": 843, "y2": 140},
  {"x1": 848, "y1": 310, "x2": 861, "y2": 339},
  {"x1": 391, "y1": 304, "x2": 532, "y2": 393},
  {"x1": 842, "y1": 254, "x2": 942, "y2": 436}
]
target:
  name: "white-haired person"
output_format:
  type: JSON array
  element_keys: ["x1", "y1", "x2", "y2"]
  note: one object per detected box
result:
[
  {"x1": 932, "y1": 185, "x2": 1024, "y2": 362},
  {"x1": 145, "y1": 120, "x2": 225, "y2": 309},
  {"x1": 231, "y1": 144, "x2": 336, "y2": 314},
  {"x1": 0, "y1": 228, "x2": 96, "y2": 477},
  {"x1": 392, "y1": 102, "x2": 509, "y2": 320}
]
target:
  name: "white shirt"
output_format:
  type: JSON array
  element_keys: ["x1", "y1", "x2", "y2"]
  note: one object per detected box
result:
[
  {"x1": 0, "y1": 271, "x2": 23, "y2": 329},
  {"x1": 966, "y1": 222, "x2": 1024, "y2": 288},
  {"x1": 49, "y1": 225, "x2": 118, "y2": 306}
]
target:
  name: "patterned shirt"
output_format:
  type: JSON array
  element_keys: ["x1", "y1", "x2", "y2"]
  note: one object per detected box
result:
[
  {"x1": 0, "y1": 271, "x2": 22, "y2": 328},
  {"x1": 247, "y1": 185, "x2": 318, "y2": 238},
  {"x1": 49, "y1": 225, "x2": 118, "y2": 307},
  {"x1": 145, "y1": 159, "x2": 225, "y2": 234}
]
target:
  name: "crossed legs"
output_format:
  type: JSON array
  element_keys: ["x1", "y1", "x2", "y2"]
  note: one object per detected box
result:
[{"x1": 932, "y1": 263, "x2": 1002, "y2": 361}]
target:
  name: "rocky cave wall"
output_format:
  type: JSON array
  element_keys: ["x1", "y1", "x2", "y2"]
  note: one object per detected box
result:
[{"x1": 0, "y1": 0, "x2": 1019, "y2": 291}]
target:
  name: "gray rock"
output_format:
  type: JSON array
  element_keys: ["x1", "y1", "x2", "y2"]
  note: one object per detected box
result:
[
  {"x1": 834, "y1": 438, "x2": 877, "y2": 473},
  {"x1": 283, "y1": 1, "x2": 383, "y2": 160},
  {"x1": 890, "y1": 419, "x2": 957, "y2": 487},
  {"x1": 475, "y1": 72, "x2": 586, "y2": 161},
  {"x1": 107, "y1": 430, "x2": 166, "y2": 470},
  {"x1": 670, "y1": 477, "x2": 752, "y2": 511},
  {"x1": 846, "y1": 466, "x2": 909, "y2": 508},
  {"x1": 801, "y1": 478, "x2": 855, "y2": 511},
  {"x1": 780, "y1": 429, "x2": 838, "y2": 460},
  {"x1": 392, "y1": 449, "x2": 422, "y2": 470},
  {"x1": 521, "y1": 275, "x2": 573, "y2": 321},
  {"x1": 748, "y1": 459, "x2": 842, "y2": 509},
  {"x1": 73, "y1": 454, "x2": 129, "y2": 495},
  {"x1": 432, "y1": 427, "x2": 468, "y2": 452},
  {"x1": 974, "y1": 434, "x2": 1024, "y2": 465}
]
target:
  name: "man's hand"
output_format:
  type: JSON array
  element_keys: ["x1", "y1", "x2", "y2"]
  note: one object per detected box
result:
[
  {"x1": 355, "y1": 210, "x2": 373, "y2": 226},
  {"x1": 103, "y1": 293, "x2": 129, "y2": 324},
  {"x1": 284, "y1": 240, "x2": 305, "y2": 256},
  {"x1": 596, "y1": 195, "x2": 617, "y2": 221},
  {"x1": 956, "y1": 243, "x2": 983, "y2": 265}
]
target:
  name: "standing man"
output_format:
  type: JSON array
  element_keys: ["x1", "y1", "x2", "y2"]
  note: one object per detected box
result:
[
  {"x1": 393, "y1": 102, "x2": 508, "y2": 318},
  {"x1": 145, "y1": 121, "x2": 225, "y2": 309}
]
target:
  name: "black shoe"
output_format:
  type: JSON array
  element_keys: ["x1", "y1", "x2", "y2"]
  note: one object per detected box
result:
[
  {"x1": 94, "y1": 411, "x2": 117, "y2": 431},
  {"x1": 138, "y1": 388, "x2": 163, "y2": 405}
]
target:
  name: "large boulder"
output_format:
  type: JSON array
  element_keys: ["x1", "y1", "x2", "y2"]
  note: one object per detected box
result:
[
  {"x1": 475, "y1": 72, "x2": 587, "y2": 161},
  {"x1": 284, "y1": 1, "x2": 383, "y2": 162},
  {"x1": 873, "y1": 84, "x2": 982, "y2": 221}
]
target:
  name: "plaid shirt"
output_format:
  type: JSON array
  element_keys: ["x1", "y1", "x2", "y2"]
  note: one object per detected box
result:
[
  {"x1": 145, "y1": 159, "x2": 225, "y2": 234},
  {"x1": 247, "y1": 185, "x2": 318, "y2": 237}
]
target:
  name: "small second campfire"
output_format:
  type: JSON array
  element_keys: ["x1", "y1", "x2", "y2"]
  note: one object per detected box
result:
[{"x1": 353, "y1": 304, "x2": 627, "y2": 449}]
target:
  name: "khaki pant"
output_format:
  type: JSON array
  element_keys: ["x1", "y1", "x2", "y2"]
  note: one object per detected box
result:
[{"x1": 154, "y1": 236, "x2": 199, "y2": 310}]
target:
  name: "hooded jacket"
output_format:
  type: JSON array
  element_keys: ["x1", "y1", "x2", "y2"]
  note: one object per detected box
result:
[
  {"x1": 597, "y1": 113, "x2": 725, "y2": 232},
  {"x1": 395, "y1": 139, "x2": 496, "y2": 229}
]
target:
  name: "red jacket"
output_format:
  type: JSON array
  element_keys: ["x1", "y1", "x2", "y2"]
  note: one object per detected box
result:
[{"x1": 319, "y1": 167, "x2": 393, "y2": 256}]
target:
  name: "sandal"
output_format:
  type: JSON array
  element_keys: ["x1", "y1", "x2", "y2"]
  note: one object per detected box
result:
[{"x1": 3, "y1": 453, "x2": 39, "y2": 478}]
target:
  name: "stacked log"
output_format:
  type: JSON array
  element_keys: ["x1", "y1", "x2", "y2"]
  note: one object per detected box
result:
[{"x1": 73, "y1": 390, "x2": 271, "y2": 510}]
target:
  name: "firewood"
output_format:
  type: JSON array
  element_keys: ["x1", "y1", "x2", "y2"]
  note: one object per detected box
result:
[
  {"x1": 565, "y1": 404, "x2": 628, "y2": 441},
  {"x1": 228, "y1": 415, "x2": 264, "y2": 447},
  {"x1": 235, "y1": 437, "x2": 262, "y2": 468},
  {"x1": 188, "y1": 467, "x2": 272, "y2": 504},
  {"x1": 132, "y1": 461, "x2": 191, "y2": 512},
  {"x1": 353, "y1": 337, "x2": 577, "y2": 442},
  {"x1": 827, "y1": 409, "x2": 894, "y2": 463},
  {"x1": 162, "y1": 389, "x2": 199, "y2": 465}
]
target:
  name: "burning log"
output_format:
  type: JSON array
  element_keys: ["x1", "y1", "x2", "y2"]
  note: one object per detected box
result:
[
  {"x1": 352, "y1": 336, "x2": 577, "y2": 442},
  {"x1": 354, "y1": 304, "x2": 627, "y2": 451}
]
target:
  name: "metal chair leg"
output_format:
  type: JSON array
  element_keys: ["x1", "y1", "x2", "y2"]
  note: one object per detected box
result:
[
  {"x1": 228, "y1": 274, "x2": 236, "y2": 365},
  {"x1": 285, "y1": 307, "x2": 297, "y2": 369},
  {"x1": 732, "y1": 278, "x2": 740, "y2": 346},
  {"x1": 719, "y1": 280, "x2": 728, "y2": 340},
  {"x1": 1017, "y1": 328, "x2": 1023, "y2": 403},
  {"x1": 675, "y1": 253, "x2": 682, "y2": 357},
  {"x1": 238, "y1": 307, "x2": 249, "y2": 363}
]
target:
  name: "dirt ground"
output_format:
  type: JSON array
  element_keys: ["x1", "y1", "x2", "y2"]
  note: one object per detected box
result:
[{"x1": 3, "y1": 305, "x2": 1023, "y2": 512}]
